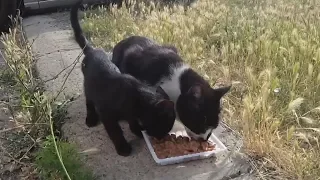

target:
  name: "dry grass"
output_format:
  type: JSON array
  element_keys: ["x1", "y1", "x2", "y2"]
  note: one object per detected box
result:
[{"x1": 81, "y1": 0, "x2": 320, "y2": 179}]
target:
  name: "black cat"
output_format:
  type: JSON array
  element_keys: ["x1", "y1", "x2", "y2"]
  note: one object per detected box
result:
[
  {"x1": 112, "y1": 36, "x2": 231, "y2": 140},
  {"x1": 70, "y1": 1, "x2": 175, "y2": 156}
]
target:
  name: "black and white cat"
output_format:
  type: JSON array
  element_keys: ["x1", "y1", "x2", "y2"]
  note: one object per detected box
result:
[
  {"x1": 112, "y1": 36, "x2": 231, "y2": 140},
  {"x1": 70, "y1": 1, "x2": 175, "y2": 156}
]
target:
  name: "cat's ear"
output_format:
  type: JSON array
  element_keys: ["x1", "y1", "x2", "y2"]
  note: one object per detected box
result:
[
  {"x1": 163, "y1": 45, "x2": 178, "y2": 53},
  {"x1": 156, "y1": 86, "x2": 169, "y2": 100},
  {"x1": 187, "y1": 85, "x2": 202, "y2": 99},
  {"x1": 155, "y1": 100, "x2": 174, "y2": 110},
  {"x1": 212, "y1": 85, "x2": 231, "y2": 99}
]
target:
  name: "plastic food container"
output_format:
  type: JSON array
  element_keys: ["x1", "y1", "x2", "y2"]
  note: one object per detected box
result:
[{"x1": 142, "y1": 131, "x2": 228, "y2": 166}]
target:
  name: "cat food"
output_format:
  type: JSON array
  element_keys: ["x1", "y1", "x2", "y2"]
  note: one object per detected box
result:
[{"x1": 150, "y1": 134, "x2": 216, "y2": 159}]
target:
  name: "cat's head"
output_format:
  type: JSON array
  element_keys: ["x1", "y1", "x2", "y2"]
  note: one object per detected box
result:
[
  {"x1": 141, "y1": 87, "x2": 176, "y2": 139},
  {"x1": 176, "y1": 84, "x2": 231, "y2": 140}
]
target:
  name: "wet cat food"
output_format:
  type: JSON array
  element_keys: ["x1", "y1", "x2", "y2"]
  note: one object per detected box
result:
[{"x1": 150, "y1": 134, "x2": 216, "y2": 159}]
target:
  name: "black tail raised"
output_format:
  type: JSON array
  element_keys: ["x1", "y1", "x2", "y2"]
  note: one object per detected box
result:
[{"x1": 70, "y1": 0, "x2": 93, "y2": 54}]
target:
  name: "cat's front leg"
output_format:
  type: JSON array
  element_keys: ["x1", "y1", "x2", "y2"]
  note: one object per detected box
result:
[
  {"x1": 128, "y1": 119, "x2": 143, "y2": 138},
  {"x1": 100, "y1": 113, "x2": 132, "y2": 156},
  {"x1": 85, "y1": 99, "x2": 100, "y2": 127}
]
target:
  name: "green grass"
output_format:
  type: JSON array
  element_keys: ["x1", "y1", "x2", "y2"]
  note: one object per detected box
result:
[
  {"x1": 82, "y1": 0, "x2": 320, "y2": 179},
  {"x1": 35, "y1": 136, "x2": 95, "y2": 180}
]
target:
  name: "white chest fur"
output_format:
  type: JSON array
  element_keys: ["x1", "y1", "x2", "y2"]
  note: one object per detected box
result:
[
  {"x1": 159, "y1": 64, "x2": 190, "y2": 135},
  {"x1": 159, "y1": 64, "x2": 190, "y2": 104}
]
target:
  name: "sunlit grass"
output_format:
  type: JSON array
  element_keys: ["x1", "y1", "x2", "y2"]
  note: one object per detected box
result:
[{"x1": 82, "y1": 0, "x2": 320, "y2": 179}]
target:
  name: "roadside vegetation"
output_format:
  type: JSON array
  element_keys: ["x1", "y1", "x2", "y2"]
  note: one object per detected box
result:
[
  {"x1": 81, "y1": 0, "x2": 320, "y2": 179},
  {"x1": 0, "y1": 16, "x2": 95, "y2": 180}
]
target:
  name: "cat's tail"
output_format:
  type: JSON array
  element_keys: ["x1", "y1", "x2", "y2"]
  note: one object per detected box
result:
[{"x1": 70, "y1": 0, "x2": 93, "y2": 54}]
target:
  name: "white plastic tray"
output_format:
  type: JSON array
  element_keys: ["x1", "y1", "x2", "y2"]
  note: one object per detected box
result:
[{"x1": 142, "y1": 131, "x2": 227, "y2": 166}]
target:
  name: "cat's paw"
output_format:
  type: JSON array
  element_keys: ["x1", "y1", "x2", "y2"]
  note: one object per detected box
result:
[
  {"x1": 85, "y1": 116, "x2": 99, "y2": 127},
  {"x1": 115, "y1": 142, "x2": 132, "y2": 157}
]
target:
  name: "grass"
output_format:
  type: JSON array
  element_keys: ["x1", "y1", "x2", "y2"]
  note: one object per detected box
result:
[
  {"x1": 0, "y1": 16, "x2": 95, "y2": 180},
  {"x1": 81, "y1": 0, "x2": 320, "y2": 179},
  {"x1": 35, "y1": 136, "x2": 95, "y2": 180}
]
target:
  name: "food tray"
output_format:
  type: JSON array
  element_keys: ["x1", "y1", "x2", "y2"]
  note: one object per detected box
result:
[{"x1": 142, "y1": 131, "x2": 227, "y2": 166}]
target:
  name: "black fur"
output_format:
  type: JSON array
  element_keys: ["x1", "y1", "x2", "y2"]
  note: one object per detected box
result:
[
  {"x1": 112, "y1": 36, "x2": 231, "y2": 140},
  {"x1": 112, "y1": 36, "x2": 180, "y2": 85},
  {"x1": 71, "y1": 1, "x2": 175, "y2": 156}
]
